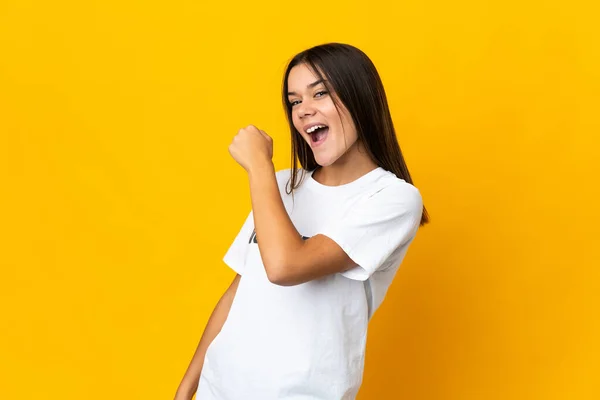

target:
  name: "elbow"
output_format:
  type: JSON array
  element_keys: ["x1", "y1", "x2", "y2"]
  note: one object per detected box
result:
[
  {"x1": 267, "y1": 273, "x2": 297, "y2": 287},
  {"x1": 265, "y1": 264, "x2": 292, "y2": 286},
  {"x1": 262, "y1": 240, "x2": 305, "y2": 286},
  {"x1": 264, "y1": 257, "x2": 297, "y2": 287},
  {"x1": 267, "y1": 273, "x2": 287, "y2": 286}
]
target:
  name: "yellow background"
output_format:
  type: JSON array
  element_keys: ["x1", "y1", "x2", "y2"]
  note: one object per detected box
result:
[{"x1": 1, "y1": 1, "x2": 598, "y2": 399}]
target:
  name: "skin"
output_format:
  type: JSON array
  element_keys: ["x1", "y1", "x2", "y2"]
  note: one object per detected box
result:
[{"x1": 227, "y1": 63, "x2": 378, "y2": 286}]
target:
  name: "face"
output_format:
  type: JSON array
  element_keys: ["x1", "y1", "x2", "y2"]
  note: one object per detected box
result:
[{"x1": 287, "y1": 63, "x2": 359, "y2": 167}]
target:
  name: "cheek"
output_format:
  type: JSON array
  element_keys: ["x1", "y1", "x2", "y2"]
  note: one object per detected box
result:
[
  {"x1": 338, "y1": 111, "x2": 357, "y2": 136},
  {"x1": 291, "y1": 115, "x2": 302, "y2": 133},
  {"x1": 323, "y1": 102, "x2": 339, "y2": 121}
]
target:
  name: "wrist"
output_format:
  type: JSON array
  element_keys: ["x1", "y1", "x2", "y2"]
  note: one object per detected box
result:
[{"x1": 248, "y1": 159, "x2": 275, "y2": 177}]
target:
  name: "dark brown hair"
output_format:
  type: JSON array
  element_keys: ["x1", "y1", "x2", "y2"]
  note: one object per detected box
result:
[{"x1": 281, "y1": 43, "x2": 429, "y2": 226}]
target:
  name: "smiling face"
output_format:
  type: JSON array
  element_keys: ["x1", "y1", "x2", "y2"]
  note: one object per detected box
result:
[{"x1": 287, "y1": 63, "x2": 359, "y2": 167}]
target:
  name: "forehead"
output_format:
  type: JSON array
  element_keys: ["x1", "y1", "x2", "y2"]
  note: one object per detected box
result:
[{"x1": 287, "y1": 63, "x2": 324, "y2": 90}]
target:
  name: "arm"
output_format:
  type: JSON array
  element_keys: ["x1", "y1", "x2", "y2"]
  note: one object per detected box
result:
[
  {"x1": 227, "y1": 125, "x2": 356, "y2": 286},
  {"x1": 174, "y1": 273, "x2": 241, "y2": 400},
  {"x1": 248, "y1": 163, "x2": 357, "y2": 286}
]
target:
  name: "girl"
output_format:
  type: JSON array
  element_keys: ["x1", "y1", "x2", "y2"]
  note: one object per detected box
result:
[{"x1": 175, "y1": 43, "x2": 430, "y2": 400}]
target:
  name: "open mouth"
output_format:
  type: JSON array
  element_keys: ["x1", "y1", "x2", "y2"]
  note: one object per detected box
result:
[{"x1": 309, "y1": 126, "x2": 329, "y2": 145}]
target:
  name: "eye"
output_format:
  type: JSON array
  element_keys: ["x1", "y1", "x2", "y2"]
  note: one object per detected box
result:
[{"x1": 289, "y1": 91, "x2": 329, "y2": 107}]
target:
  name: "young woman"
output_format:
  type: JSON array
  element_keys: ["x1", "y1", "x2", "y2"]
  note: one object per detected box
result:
[{"x1": 175, "y1": 43, "x2": 430, "y2": 400}]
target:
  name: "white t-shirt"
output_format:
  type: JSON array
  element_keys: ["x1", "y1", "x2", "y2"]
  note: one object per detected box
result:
[{"x1": 197, "y1": 167, "x2": 423, "y2": 400}]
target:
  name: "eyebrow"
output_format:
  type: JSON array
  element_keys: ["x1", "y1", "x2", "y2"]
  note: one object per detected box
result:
[{"x1": 287, "y1": 79, "x2": 326, "y2": 96}]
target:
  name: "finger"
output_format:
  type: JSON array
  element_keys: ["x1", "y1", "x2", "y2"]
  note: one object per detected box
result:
[{"x1": 259, "y1": 129, "x2": 271, "y2": 140}]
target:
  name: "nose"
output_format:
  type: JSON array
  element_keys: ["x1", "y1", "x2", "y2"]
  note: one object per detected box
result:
[{"x1": 297, "y1": 99, "x2": 316, "y2": 118}]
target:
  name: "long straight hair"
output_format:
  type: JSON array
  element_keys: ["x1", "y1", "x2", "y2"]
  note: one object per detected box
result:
[{"x1": 281, "y1": 43, "x2": 429, "y2": 226}]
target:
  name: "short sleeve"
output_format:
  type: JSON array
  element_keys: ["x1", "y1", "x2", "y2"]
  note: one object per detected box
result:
[
  {"x1": 222, "y1": 210, "x2": 254, "y2": 275},
  {"x1": 315, "y1": 184, "x2": 423, "y2": 281}
]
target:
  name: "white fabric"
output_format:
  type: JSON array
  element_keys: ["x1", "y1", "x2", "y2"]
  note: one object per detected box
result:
[{"x1": 197, "y1": 167, "x2": 423, "y2": 400}]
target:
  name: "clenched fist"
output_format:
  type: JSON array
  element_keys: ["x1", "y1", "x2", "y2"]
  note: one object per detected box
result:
[{"x1": 228, "y1": 125, "x2": 273, "y2": 172}]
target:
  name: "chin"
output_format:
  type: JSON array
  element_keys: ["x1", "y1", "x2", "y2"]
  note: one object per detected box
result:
[{"x1": 313, "y1": 154, "x2": 339, "y2": 167}]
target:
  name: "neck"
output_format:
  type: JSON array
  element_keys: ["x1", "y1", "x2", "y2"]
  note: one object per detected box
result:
[{"x1": 312, "y1": 141, "x2": 379, "y2": 186}]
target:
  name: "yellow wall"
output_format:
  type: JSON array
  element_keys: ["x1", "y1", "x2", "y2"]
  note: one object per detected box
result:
[{"x1": 1, "y1": 1, "x2": 598, "y2": 399}]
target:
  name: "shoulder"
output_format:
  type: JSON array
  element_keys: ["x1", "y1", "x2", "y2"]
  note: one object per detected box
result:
[
  {"x1": 274, "y1": 168, "x2": 292, "y2": 190},
  {"x1": 366, "y1": 171, "x2": 423, "y2": 215},
  {"x1": 275, "y1": 167, "x2": 293, "y2": 182},
  {"x1": 274, "y1": 167, "x2": 307, "y2": 192}
]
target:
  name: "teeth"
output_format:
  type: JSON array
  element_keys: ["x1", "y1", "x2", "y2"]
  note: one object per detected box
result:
[{"x1": 306, "y1": 125, "x2": 326, "y2": 134}]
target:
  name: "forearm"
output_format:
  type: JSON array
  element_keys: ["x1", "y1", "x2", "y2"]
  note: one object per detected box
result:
[
  {"x1": 247, "y1": 162, "x2": 304, "y2": 282},
  {"x1": 175, "y1": 274, "x2": 240, "y2": 399}
]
